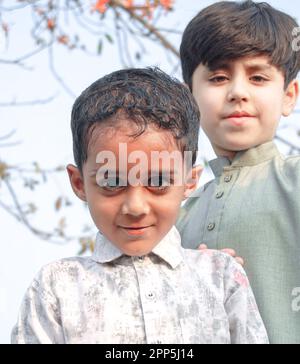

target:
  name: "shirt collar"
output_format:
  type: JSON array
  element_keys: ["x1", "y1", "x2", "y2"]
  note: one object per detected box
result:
[
  {"x1": 209, "y1": 141, "x2": 280, "y2": 177},
  {"x1": 91, "y1": 226, "x2": 184, "y2": 269}
]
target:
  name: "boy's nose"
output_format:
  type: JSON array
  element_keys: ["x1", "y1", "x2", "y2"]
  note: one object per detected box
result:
[
  {"x1": 121, "y1": 187, "x2": 150, "y2": 216},
  {"x1": 227, "y1": 79, "x2": 249, "y2": 103}
]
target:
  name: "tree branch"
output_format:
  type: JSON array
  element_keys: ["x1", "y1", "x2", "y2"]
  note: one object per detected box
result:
[{"x1": 111, "y1": 0, "x2": 179, "y2": 58}]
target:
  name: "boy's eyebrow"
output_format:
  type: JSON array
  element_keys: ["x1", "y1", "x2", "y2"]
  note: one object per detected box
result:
[
  {"x1": 208, "y1": 63, "x2": 231, "y2": 72},
  {"x1": 208, "y1": 62, "x2": 273, "y2": 73},
  {"x1": 245, "y1": 64, "x2": 273, "y2": 72},
  {"x1": 88, "y1": 168, "x2": 178, "y2": 177}
]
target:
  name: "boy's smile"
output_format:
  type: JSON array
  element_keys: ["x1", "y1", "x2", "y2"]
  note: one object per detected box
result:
[
  {"x1": 192, "y1": 55, "x2": 298, "y2": 159},
  {"x1": 67, "y1": 121, "x2": 199, "y2": 256}
]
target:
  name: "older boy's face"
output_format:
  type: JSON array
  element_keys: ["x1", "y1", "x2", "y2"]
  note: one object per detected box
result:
[
  {"x1": 192, "y1": 55, "x2": 298, "y2": 159},
  {"x1": 68, "y1": 122, "x2": 198, "y2": 256}
]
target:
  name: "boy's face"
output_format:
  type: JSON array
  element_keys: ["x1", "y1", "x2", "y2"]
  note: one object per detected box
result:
[
  {"x1": 67, "y1": 122, "x2": 199, "y2": 256},
  {"x1": 192, "y1": 55, "x2": 299, "y2": 159}
]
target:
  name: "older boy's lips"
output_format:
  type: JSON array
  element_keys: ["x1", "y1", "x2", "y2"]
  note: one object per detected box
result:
[{"x1": 223, "y1": 112, "x2": 255, "y2": 126}]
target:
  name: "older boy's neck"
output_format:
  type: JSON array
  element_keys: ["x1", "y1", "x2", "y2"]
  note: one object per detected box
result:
[{"x1": 214, "y1": 148, "x2": 237, "y2": 162}]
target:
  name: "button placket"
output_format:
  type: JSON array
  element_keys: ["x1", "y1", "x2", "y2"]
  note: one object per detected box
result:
[
  {"x1": 224, "y1": 175, "x2": 232, "y2": 183},
  {"x1": 207, "y1": 222, "x2": 215, "y2": 231},
  {"x1": 215, "y1": 191, "x2": 224, "y2": 199}
]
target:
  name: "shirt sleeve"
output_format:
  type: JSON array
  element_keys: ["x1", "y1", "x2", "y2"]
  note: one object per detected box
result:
[
  {"x1": 11, "y1": 275, "x2": 65, "y2": 344},
  {"x1": 223, "y1": 258, "x2": 269, "y2": 344}
]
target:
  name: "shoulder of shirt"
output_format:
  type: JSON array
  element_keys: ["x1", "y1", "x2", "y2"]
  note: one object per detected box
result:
[
  {"x1": 182, "y1": 248, "x2": 248, "y2": 287},
  {"x1": 275, "y1": 154, "x2": 300, "y2": 178},
  {"x1": 182, "y1": 248, "x2": 238, "y2": 270},
  {"x1": 33, "y1": 256, "x2": 94, "y2": 283},
  {"x1": 184, "y1": 179, "x2": 215, "y2": 200},
  {"x1": 281, "y1": 154, "x2": 300, "y2": 165}
]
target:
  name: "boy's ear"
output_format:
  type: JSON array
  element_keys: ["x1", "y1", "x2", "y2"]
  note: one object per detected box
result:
[
  {"x1": 282, "y1": 79, "x2": 299, "y2": 117},
  {"x1": 66, "y1": 164, "x2": 87, "y2": 202},
  {"x1": 183, "y1": 165, "x2": 203, "y2": 199}
]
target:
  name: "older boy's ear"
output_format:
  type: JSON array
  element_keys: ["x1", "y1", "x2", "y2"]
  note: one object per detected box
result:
[
  {"x1": 183, "y1": 165, "x2": 203, "y2": 199},
  {"x1": 282, "y1": 80, "x2": 299, "y2": 117},
  {"x1": 66, "y1": 164, "x2": 87, "y2": 201}
]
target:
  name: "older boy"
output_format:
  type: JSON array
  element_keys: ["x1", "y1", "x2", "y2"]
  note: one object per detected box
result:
[
  {"x1": 11, "y1": 68, "x2": 268, "y2": 344},
  {"x1": 177, "y1": 0, "x2": 300, "y2": 343}
]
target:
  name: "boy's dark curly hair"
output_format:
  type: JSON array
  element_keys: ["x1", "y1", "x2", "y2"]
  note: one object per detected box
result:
[{"x1": 71, "y1": 67, "x2": 200, "y2": 172}]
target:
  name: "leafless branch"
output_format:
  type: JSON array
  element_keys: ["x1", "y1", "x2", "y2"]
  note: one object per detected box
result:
[
  {"x1": 48, "y1": 46, "x2": 76, "y2": 98},
  {"x1": 111, "y1": 0, "x2": 179, "y2": 58},
  {"x1": 0, "y1": 44, "x2": 50, "y2": 68},
  {"x1": 0, "y1": 94, "x2": 57, "y2": 107}
]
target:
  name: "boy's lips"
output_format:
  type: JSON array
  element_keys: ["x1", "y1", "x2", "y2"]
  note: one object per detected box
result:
[
  {"x1": 223, "y1": 111, "x2": 255, "y2": 126},
  {"x1": 118, "y1": 225, "x2": 154, "y2": 236},
  {"x1": 225, "y1": 111, "x2": 254, "y2": 118}
]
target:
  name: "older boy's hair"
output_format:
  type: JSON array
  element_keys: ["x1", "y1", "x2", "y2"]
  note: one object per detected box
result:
[
  {"x1": 71, "y1": 67, "x2": 200, "y2": 172},
  {"x1": 180, "y1": 0, "x2": 300, "y2": 89}
]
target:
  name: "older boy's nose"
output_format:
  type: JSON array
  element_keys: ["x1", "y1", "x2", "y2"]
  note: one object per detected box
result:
[
  {"x1": 121, "y1": 187, "x2": 150, "y2": 216},
  {"x1": 227, "y1": 79, "x2": 249, "y2": 103}
]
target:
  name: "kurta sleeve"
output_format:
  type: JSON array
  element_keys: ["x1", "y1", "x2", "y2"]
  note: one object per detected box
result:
[
  {"x1": 11, "y1": 274, "x2": 65, "y2": 344},
  {"x1": 223, "y1": 259, "x2": 269, "y2": 344}
]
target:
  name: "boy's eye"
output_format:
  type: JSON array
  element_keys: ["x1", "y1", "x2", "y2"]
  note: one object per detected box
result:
[
  {"x1": 99, "y1": 177, "x2": 125, "y2": 191},
  {"x1": 251, "y1": 75, "x2": 268, "y2": 83},
  {"x1": 148, "y1": 174, "x2": 172, "y2": 190},
  {"x1": 209, "y1": 76, "x2": 228, "y2": 83}
]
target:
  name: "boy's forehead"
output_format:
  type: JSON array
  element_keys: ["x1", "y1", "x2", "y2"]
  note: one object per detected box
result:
[{"x1": 87, "y1": 121, "x2": 183, "y2": 156}]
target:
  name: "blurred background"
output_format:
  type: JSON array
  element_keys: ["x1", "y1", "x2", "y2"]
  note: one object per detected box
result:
[{"x1": 1, "y1": 0, "x2": 300, "y2": 343}]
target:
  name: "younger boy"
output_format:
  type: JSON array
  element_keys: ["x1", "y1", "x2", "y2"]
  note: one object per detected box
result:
[
  {"x1": 177, "y1": 0, "x2": 300, "y2": 343},
  {"x1": 11, "y1": 68, "x2": 268, "y2": 344}
]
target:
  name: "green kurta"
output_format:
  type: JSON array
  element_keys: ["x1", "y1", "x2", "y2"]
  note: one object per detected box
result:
[{"x1": 176, "y1": 142, "x2": 300, "y2": 344}]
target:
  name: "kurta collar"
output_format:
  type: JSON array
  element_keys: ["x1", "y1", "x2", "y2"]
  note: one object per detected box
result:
[
  {"x1": 92, "y1": 226, "x2": 184, "y2": 269},
  {"x1": 209, "y1": 141, "x2": 280, "y2": 177}
]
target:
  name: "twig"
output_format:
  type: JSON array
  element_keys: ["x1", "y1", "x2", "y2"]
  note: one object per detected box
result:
[
  {"x1": 0, "y1": 94, "x2": 57, "y2": 107},
  {"x1": 111, "y1": 0, "x2": 179, "y2": 58},
  {"x1": 48, "y1": 46, "x2": 76, "y2": 98}
]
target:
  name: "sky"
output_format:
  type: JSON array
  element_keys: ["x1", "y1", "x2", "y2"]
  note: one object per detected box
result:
[{"x1": 1, "y1": 0, "x2": 300, "y2": 343}]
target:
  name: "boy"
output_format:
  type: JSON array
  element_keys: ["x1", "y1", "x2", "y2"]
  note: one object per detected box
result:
[
  {"x1": 177, "y1": 0, "x2": 300, "y2": 343},
  {"x1": 11, "y1": 68, "x2": 268, "y2": 344}
]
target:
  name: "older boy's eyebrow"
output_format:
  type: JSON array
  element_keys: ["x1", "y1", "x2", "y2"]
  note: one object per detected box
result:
[
  {"x1": 208, "y1": 63, "x2": 231, "y2": 72},
  {"x1": 245, "y1": 64, "x2": 273, "y2": 72},
  {"x1": 207, "y1": 62, "x2": 273, "y2": 73}
]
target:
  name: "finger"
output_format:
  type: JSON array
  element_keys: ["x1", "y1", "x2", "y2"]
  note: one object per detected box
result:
[
  {"x1": 221, "y1": 248, "x2": 236, "y2": 257},
  {"x1": 198, "y1": 244, "x2": 208, "y2": 250},
  {"x1": 235, "y1": 257, "x2": 245, "y2": 266}
]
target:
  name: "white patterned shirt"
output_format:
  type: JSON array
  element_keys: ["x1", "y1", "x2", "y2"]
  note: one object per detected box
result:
[{"x1": 11, "y1": 227, "x2": 268, "y2": 344}]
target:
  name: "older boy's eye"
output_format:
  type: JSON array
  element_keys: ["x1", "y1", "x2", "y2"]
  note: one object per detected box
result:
[
  {"x1": 209, "y1": 76, "x2": 228, "y2": 83},
  {"x1": 251, "y1": 75, "x2": 268, "y2": 83}
]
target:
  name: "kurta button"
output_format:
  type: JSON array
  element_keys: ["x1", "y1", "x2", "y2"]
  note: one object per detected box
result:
[
  {"x1": 224, "y1": 175, "x2": 232, "y2": 183},
  {"x1": 216, "y1": 191, "x2": 224, "y2": 199},
  {"x1": 207, "y1": 223, "x2": 215, "y2": 231}
]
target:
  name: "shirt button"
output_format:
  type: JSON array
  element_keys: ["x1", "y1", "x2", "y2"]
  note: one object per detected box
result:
[
  {"x1": 224, "y1": 175, "x2": 232, "y2": 183},
  {"x1": 207, "y1": 223, "x2": 215, "y2": 231},
  {"x1": 138, "y1": 256, "x2": 144, "y2": 262},
  {"x1": 216, "y1": 191, "x2": 224, "y2": 199}
]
